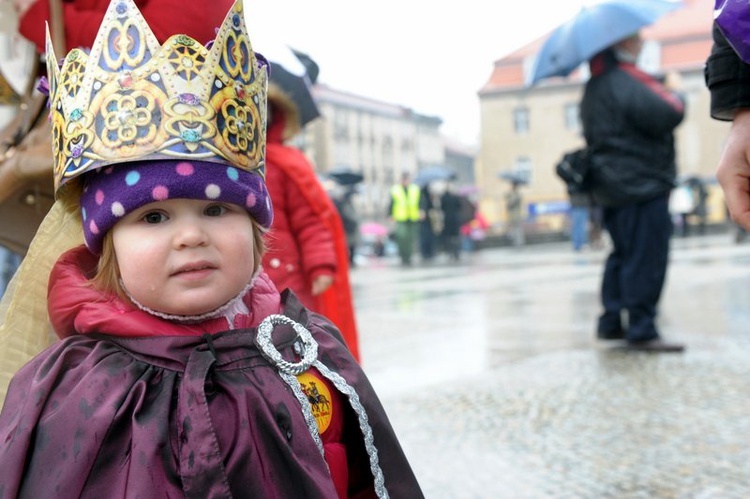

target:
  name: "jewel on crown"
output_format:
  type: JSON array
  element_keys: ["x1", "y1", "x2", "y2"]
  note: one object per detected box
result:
[{"x1": 45, "y1": 0, "x2": 268, "y2": 193}]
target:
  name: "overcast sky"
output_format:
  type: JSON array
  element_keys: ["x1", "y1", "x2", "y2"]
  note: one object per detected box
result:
[{"x1": 245, "y1": 1, "x2": 598, "y2": 147}]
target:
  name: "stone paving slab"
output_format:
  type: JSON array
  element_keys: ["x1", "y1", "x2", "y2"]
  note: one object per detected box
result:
[
  {"x1": 379, "y1": 339, "x2": 750, "y2": 498},
  {"x1": 351, "y1": 235, "x2": 750, "y2": 498}
]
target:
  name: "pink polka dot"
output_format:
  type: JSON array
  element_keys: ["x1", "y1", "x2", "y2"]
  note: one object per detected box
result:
[
  {"x1": 152, "y1": 185, "x2": 169, "y2": 200},
  {"x1": 89, "y1": 220, "x2": 99, "y2": 235},
  {"x1": 176, "y1": 162, "x2": 194, "y2": 176},
  {"x1": 246, "y1": 193, "x2": 257, "y2": 208},
  {"x1": 95, "y1": 189, "x2": 105, "y2": 205}
]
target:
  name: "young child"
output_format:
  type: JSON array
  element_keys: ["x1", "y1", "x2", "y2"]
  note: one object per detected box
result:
[{"x1": 0, "y1": 1, "x2": 423, "y2": 497}]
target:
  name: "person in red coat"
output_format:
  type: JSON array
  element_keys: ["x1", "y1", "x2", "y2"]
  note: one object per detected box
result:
[
  {"x1": 13, "y1": 0, "x2": 230, "y2": 53},
  {"x1": 263, "y1": 83, "x2": 361, "y2": 361}
]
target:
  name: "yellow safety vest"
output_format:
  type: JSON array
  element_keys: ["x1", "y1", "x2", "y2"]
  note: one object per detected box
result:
[{"x1": 390, "y1": 184, "x2": 421, "y2": 222}]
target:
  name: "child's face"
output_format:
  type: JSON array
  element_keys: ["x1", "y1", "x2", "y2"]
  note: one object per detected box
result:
[{"x1": 111, "y1": 198, "x2": 256, "y2": 316}]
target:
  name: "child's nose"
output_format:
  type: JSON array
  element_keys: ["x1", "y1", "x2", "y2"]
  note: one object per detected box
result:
[{"x1": 174, "y1": 220, "x2": 209, "y2": 247}]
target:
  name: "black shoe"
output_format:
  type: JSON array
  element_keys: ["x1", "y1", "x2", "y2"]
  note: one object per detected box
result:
[
  {"x1": 625, "y1": 339, "x2": 685, "y2": 353},
  {"x1": 597, "y1": 328, "x2": 625, "y2": 340}
]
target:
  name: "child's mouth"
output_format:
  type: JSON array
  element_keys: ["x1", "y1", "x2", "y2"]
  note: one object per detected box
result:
[{"x1": 172, "y1": 262, "x2": 215, "y2": 277}]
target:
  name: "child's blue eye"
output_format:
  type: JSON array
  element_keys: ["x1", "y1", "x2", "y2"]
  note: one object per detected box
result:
[
  {"x1": 205, "y1": 204, "x2": 227, "y2": 217},
  {"x1": 143, "y1": 212, "x2": 167, "y2": 224}
]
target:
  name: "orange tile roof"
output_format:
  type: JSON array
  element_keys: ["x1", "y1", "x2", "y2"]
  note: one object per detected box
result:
[
  {"x1": 482, "y1": 0, "x2": 713, "y2": 92},
  {"x1": 643, "y1": 0, "x2": 712, "y2": 40}
]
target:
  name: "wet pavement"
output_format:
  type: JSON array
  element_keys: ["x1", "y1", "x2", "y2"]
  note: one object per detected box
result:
[{"x1": 350, "y1": 232, "x2": 750, "y2": 498}]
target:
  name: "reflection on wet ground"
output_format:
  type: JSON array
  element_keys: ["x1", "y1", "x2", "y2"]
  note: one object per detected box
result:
[{"x1": 351, "y1": 233, "x2": 750, "y2": 498}]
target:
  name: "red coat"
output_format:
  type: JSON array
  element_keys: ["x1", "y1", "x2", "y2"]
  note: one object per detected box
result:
[
  {"x1": 19, "y1": 0, "x2": 232, "y2": 52},
  {"x1": 263, "y1": 146, "x2": 337, "y2": 312},
  {"x1": 263, "y1": 110, "x2": 360, "y2": 361}
]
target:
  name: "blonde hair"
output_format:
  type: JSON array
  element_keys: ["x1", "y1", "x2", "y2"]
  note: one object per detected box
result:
[{"x1": 90, "y1": 218, "x2": 266, "y2": 298}]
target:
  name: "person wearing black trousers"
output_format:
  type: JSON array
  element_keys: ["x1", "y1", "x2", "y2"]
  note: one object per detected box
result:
[{"x1": 581, "y1": 32, "x2": 685, "y2": 352}]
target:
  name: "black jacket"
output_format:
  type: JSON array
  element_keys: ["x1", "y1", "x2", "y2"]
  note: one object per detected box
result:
[
  {"x1": 705, "y1": 23, "x2": 750, "y2": 121},
  {"x1": 580, "y1": 49, "x2": 685, "y2": 207}
]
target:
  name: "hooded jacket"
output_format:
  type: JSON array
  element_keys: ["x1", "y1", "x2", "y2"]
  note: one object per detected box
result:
[
  {"x1": 262, "y1": 104, "x2": 360, "y2": 361},
  {"x1": 0, "y1": 246, "x2": 421, "y2": 498},
  {"x1": 580, "y1": 49, "x2": 685, "y2": 207}
]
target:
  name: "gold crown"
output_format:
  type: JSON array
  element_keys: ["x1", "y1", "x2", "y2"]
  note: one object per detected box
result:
[{"x1": 45, "y1": 0, "x2": 267, "y2": 193}]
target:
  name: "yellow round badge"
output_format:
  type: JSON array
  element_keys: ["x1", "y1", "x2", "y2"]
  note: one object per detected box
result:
[{"x1": 296, "y1": 372, "x2": 333, "y2": 434}]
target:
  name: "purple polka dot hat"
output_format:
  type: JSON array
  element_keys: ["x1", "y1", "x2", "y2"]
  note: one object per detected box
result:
[{"x1": 80, "y1": 160, "x2": 273, "y2": 254}]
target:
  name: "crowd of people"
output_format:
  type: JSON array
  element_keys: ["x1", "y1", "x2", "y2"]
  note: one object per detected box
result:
[{"x1": 386, "y1": 172, "x2": 485, "y2": 266}]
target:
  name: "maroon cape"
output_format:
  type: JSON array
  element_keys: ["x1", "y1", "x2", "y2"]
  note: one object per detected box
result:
[{"x1": 0, "y1": 292, "x2": 422, "y2": 498}]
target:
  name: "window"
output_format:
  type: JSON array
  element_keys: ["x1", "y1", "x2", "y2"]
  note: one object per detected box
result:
[
  {"x1": 333, "y1": 108, "x2": 348, "y2": 140},
  {"x1": 564, "y1": 103, "x2": 581, "y2": 131},
  {"x1": 381, "y1": 137, "x2": 393, "y2": 170},
  {"x1": 513, "y1": 107, "x2": 530, "y2": 135},
  {"x1": 515, "y1": 156, "x2": 532, "y2": 183}
]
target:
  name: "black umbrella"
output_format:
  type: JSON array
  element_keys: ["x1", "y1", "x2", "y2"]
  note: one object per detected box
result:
[
  {"x1": 498, "y1": 171, "x2": 529, "y2": 186},
  {"x1": 269, "y1": 54, "x2": 320, "y2": 127},
  {"x1": 254, "y1": 36, "x2": 321, "y2": 128},
  {"x1": 291, "y1": 49, "x2": 319, "y2": 85},
  {"x1": 327, "y1": 168, "x2": 364, "y2": 186}
]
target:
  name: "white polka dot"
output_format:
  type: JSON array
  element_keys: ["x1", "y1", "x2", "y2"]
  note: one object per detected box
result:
[
  {"x1": 111, "y1": 202, "x2": 125, "y2": 217},
  {"x1": 205, "y1": 184, "x2": 221, "y2": 199}
]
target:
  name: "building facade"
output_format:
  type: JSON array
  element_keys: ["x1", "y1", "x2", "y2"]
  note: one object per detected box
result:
[
  {"x1": 477, "y1": 0, "x2": 731, "y2": 234},
  {"x1": 300, "y1": 84, "x2": 445, "y2": 220}
]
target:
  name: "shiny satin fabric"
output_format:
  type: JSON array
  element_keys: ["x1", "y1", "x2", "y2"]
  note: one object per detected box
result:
[{"x1": 0, "y1": 293, "x2": 424, "y2": 498}]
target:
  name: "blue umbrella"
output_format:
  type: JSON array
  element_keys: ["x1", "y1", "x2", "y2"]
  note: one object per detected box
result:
[{"x1": 527, "y1": 0, "x2": 681, "y2": 86}]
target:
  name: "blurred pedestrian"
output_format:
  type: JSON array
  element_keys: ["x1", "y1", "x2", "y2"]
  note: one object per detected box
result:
[
  {"x1": 0, "y1": 246, "x2": 22, "y2": 297},
  {"x1": 263, "y1": 80, "x2": 360, "y2": 360},
  {"x1": 568, "y1": 191, "x2": 590, "y2": 251},
  {"x1": 688, "y1": 177, "x2": 709, "y2": 235},
  {"x1": 388, "y1": 172, "x2": 421, "y2": 265},
  {"x1": 440, "y1": 183, "x2": 462, "y2": 260},
  {"x1": 706, "y1": 10, "x2": 750, "y2": 237},
  {"x1": 330, "y1": 184, "x2": 360, "y2": 266},
  {"x1": 505, "y1": 183, "x2": 525, "y2": 246},
  {"x1": 668, "y1": 181, "x2": 695, "y2": 237},
  {"x1": 589, "y1": 203, "x2": 605, "y2": 249},
  {"x1": 418, "y1": 183, "x2": 438, "y2": 261},
  {"x1": 581, "y1": 31, "x2": 685, "y2": 352},
  {"x1": 460, "y1": 208, "x2": 488, "y2": 253}
]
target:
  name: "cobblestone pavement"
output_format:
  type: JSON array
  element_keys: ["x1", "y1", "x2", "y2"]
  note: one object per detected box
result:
[{"x1": 350, "y1": 233, "x2": 750, "y2": 498}]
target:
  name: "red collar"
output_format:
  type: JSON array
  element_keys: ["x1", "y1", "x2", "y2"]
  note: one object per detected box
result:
[{"x1": 47, "y1": 246, "x2": 282, "y2": 338}]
